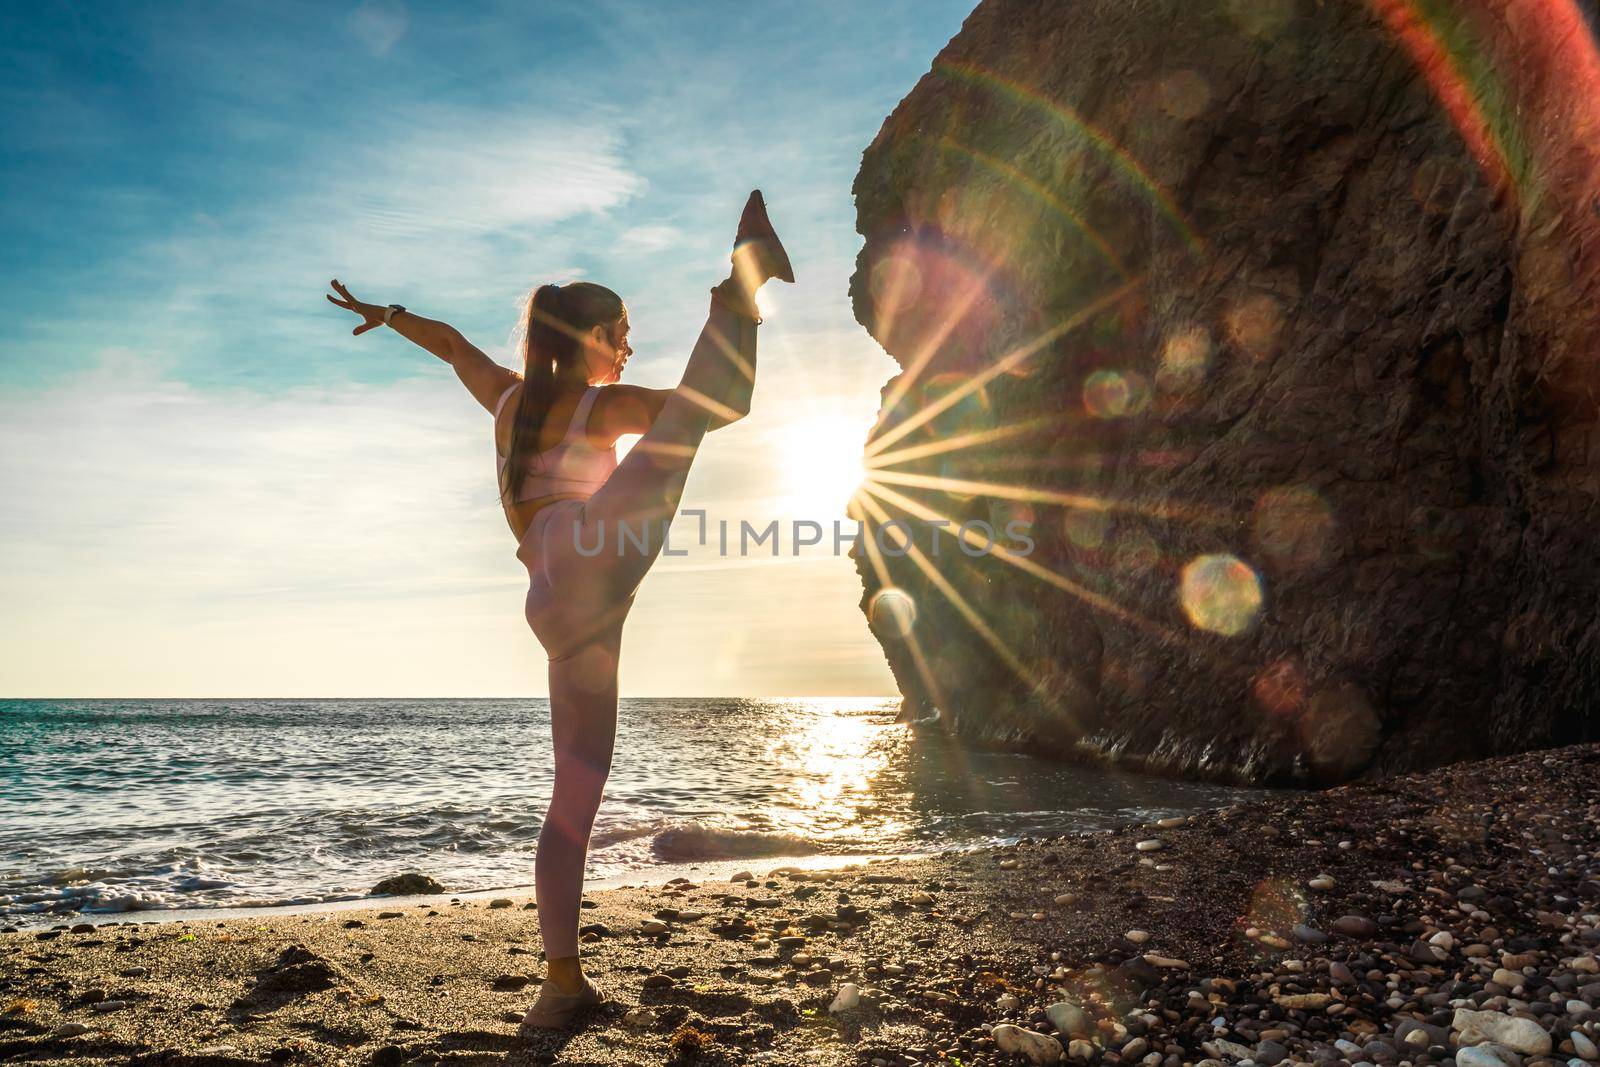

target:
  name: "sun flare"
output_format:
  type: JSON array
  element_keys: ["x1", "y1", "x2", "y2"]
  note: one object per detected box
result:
[{"x1": 779, "y1": 416, "x2": 869, "y2": 519}]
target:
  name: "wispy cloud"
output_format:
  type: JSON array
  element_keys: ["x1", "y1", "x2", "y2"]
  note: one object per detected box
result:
[{"x1": 0, "y1": 0, "x2": 974, "y2": 696}]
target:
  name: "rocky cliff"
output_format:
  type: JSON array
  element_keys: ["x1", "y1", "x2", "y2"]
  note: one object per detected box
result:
[{"x1": 849, "y1": 0, "x2": 1600, "y2": 784}]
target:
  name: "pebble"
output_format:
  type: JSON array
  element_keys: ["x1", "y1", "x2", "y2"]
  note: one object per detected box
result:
[
  {"x1": 998, "y1": 858, "x2": 1019, "y2": 870},
  {"x1": 1492, "y1": 967, "x2": 1524, "y2": 988},
  {"x1": 829, "y1": 983, "x2": 861, "y2": 1013},
  {"x1": 1046, "y1": 1000, "x2": 1093, "y2": 1036},
  {"x1": 992, "y1": 1023, "x2": 1064, "y2": 1065},
  {"x1": 1126, "y1": 929, "x2": 1151, "y2": 944},
  {"x1": 89, "y1": 1000, "x2": 127, "y2": 1013},
  {"x1": 1293, "y1": 923, "x2": 1328, "y2": 944},
  {"x1": 1274, "y1": 993, "x2": 1332, "y2": 1010},
  {"x1": 1571, "y1": 1031, "x2": 1598, "y2": 1059},
  {"x1": 639, "y1": 920, "x2": 668, "y2": 936},
  {"x1": 1452, "y1": 1008, "x2": 1554, "y2": 1055},
  {"x1": 54, "y1": 1023, "x2": 89, "y2": 1037},
  {"x1": 488, "y1": 898, "x2": 513, "y2": 909},
  {"x1": 1308, "y1": 875, "x2": 1335, "y2": 890},
  {"x1": 1455, "y1": 1045, "x2": 1518, "y2": 1067},
  {"x1": 1053, "y1": 892, "x2": 1078, "y2": 906},
  {"x1": 1331, "y1": 914, "x2": 1380, "y2": 938},
  {"x1": 1135, "y1": 839, "x2": 1164, "y2": 852},
  {"x1": 622, "y1": 1006, "x2": 658, "y2": 1027},
  {"x1": 641, "y1": 974, "x2": 675, "y2": 990},
  {"x1": 1256, "y1": 1038, "x2": 1289, "y2": 1062}
]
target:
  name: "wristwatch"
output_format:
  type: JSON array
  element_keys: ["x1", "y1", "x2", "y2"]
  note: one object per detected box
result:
[{"x1": 383, "y1": 304, "x2": 406, "y2": 326}]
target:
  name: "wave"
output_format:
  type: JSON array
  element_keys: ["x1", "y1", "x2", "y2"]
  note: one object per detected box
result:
[{"x1": 648, "y1": 822, "x2": 821, "y2": 862}]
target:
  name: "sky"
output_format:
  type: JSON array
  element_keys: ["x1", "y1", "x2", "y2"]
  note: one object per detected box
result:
[{"x1": 0, "y1": 0, "x2": 976, "y2": 697}]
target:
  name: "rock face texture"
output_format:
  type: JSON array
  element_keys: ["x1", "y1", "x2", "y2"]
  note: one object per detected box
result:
[{"x1": 849, "y1": 0, "x2": 1600, "y2": 783}]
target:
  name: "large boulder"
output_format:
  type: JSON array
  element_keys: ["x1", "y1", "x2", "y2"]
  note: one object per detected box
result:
[{"x1": 849, "y1": 0, "x2": 1600, "y2": 783}]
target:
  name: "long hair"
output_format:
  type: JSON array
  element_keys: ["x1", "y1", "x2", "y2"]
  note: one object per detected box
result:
[{"x1": 500, "y1": 281, "x2": 625, "y2": 504}]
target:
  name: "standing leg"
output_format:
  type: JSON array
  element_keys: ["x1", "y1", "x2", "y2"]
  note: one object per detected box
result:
[{"x1": 533, "y1": 625, "x2": 621, "y2": 985}]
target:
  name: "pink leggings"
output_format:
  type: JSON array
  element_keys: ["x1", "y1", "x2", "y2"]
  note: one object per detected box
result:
[{"x1": 518, "y1": 294, "x2": 756, "y2": 960}]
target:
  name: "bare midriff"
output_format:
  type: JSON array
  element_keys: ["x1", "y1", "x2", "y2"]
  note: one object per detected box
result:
[{"x1": 503, "y1": 493, "x2": 587, "y2": 543}]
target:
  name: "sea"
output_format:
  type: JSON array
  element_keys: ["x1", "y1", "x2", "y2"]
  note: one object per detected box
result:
[{"x1": 0, "y1": 698, "x2": 1261, "y2": 927}]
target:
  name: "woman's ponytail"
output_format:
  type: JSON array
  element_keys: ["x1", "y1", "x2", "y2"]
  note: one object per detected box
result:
[{"x1": 501, "y1": 281, "x2": 625, "y2": 505}]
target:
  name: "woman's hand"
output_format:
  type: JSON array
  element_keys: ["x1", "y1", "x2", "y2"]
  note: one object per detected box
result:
[{"x1": 325, "y1": 279, "x2": 387, "y2": 336}]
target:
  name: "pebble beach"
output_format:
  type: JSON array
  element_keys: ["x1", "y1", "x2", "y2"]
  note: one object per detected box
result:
[{"x1": 2, "y1": 744, "x2": 1597, "y2": 1066}]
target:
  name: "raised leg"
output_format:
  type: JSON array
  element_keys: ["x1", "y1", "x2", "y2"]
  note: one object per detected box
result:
[{"x1": 573, "y1": 288, "x2": 759, "y2": 601}]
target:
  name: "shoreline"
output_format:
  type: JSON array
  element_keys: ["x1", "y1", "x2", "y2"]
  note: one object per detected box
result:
[
  {"x1": 2, "y1": 744, "x2": 1596, "y2": 1066},
  {"x1": 2, "y1": 851, "x2": 943, "y2": 935}
]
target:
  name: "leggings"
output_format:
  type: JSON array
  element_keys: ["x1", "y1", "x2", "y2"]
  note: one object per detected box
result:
[{"x1": 519, "y1": 292, "x2": 757, "y2": 960}]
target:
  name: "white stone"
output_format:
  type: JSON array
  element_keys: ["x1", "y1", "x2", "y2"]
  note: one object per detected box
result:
[
  {"x1": 622, "y1": 1006, "x2": 658, "y2": 1027},
  {"x1": 1571, "y1": 1030, "x2": 1598, "y2": 1060},
  {"x1": 1309, "y1": 876, "x2": 1335, "y2": 890},
  {"x1": 829, "y1": 983, "x2": 861, "y2": 1013},
  {"x1": 1491, "y1": 967, "x2": 1523, "y2": 988},
  {"x1": 1047, "y1": 1000, "x2": 1093, "y2": 1036},
  {"x1": 1205, "y1": 1038, "x2": 1254, "y2": 1060},
  {"x1": 1455, "y1": 1045, "x2": 1517, "y2": 1067},
  {"x1": 1429, "y1": 930, "x2": 1455, "y2": 950},
  {"x1": 1452, "y1": 1008, "x2": 1553, "y2": 1056},
  {"x1": 997, "y1": 992, "x2": 1021, "y2": 1013},
  {"x1": 1126, "y1": 929, "x2": 1151, "y2": 943},
  {"x1": 992, "y1": 1023, "x2": 1064, "y2": 1065},
  {"x1": 1135, "y1": 839, "x2": 1164, "y2": 852}
]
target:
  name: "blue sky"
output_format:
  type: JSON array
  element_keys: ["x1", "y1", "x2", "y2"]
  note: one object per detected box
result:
[{"x1": 0, "y1": 0, "x2": 974, "y2": 696}]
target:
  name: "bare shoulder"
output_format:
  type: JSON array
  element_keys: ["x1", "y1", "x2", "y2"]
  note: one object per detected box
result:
[{"x1": 594, "y1": 383, "x2": 670, "y2": 440}]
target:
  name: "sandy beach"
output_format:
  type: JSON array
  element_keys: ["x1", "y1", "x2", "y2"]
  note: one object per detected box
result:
[{"x1": 3, "y1": 744, "x2": 1597, "y2": 1066}]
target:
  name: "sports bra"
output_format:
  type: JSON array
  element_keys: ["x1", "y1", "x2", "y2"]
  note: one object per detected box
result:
[{"x1": 493, "y1": 383, "x2": 618, "y2": 503}]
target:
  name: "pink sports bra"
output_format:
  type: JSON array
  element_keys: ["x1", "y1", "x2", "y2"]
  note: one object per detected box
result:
[{"x1": 493, "y1": 383, "x2": 618, "y2": 503}]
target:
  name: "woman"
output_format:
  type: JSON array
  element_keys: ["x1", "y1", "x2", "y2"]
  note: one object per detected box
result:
[{"x1": 325, "y1": 190, "x2": 793, "y2": 1028}]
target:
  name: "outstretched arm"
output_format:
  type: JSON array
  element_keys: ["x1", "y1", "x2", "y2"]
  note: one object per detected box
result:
[{"x1": 325, "y1": 279, "x2": 518, "y2": 414}]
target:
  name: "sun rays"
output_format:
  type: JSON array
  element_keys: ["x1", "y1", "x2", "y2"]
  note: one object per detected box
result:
[{"x1": 836, "y1": 1, "x2": 1600, "y2": 755}]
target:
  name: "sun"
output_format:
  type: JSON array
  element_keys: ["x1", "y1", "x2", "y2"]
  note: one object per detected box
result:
[{"x1": 779, "y1": 415, "x2": 869, "y2": 520}]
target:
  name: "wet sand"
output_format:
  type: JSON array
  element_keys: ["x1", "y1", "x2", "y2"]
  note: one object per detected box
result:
[{"x1": 2, "y1": 744, "x2": 1597, "y2": 1066}]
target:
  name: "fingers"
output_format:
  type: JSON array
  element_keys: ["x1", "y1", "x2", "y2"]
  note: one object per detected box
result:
[{"x1": 353, "y1": 322, "x2": 379, "y2": 336}]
